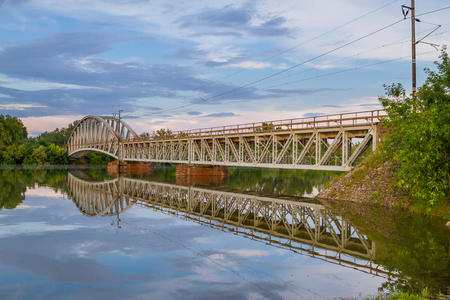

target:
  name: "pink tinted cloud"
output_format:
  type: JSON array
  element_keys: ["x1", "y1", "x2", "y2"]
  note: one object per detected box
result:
[{"x1": 21, "y1": 115, "x2": 83, "y2": 136}]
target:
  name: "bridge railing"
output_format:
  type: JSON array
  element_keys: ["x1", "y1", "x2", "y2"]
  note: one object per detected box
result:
[{"x1": 122, "y1": 109, "x2": 386, "y2": 142}]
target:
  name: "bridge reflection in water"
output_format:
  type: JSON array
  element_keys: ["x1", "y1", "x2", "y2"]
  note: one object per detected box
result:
[{"x1": 67, "y1": 172, "x2": 390, "y2": 278}]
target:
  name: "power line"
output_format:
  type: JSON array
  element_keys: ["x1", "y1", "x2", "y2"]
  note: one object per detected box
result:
[
  {"x1": 150, "y1": 5, "x2": 450, "y2": 116},
  {"x1": 272, "y1": 27, "x2": 450, "y2": 85},
  {"x1": 264, "y1": 50, "x2": 437, "y2": 90},
  {"x1": 416, "y1": 5, "x2": 450, "y2": 17},
  {"x1": 252, "y1": 30, "x2": 424, "y2": 86},
  {"x1": 150, "y1": 17, "x2": 406, "y2": 115},
  {"x1": 209, "y1": 0, "x2": 401, "y2": 82}
]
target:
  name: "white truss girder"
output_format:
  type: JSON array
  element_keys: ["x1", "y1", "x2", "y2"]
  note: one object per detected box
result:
[{"x1": 67, "y1": 113, "x2": 383, "y2": 171}]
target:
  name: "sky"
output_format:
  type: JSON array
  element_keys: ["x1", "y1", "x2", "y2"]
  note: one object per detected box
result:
[{"x1": 0, "y1": 0, "x2": 449, "y2": 135}]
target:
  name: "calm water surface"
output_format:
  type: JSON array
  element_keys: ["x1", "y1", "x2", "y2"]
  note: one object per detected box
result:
[{"x1": 0, "y1": 166, "x2": 448, "y2": 299}]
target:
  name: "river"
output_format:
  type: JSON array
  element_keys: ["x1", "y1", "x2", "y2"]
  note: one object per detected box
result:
[{"x1": 0, "y1": 165, "x2": 448, "y2": 299}]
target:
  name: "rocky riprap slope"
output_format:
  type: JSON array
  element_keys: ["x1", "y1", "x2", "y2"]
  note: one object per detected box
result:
[{"x1": 317, "y1": 157, "x2": 409, "y2": 207}]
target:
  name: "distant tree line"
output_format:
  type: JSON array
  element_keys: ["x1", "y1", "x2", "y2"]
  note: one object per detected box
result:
[
  {"x1": 0, "y1": 116, "x2": 67, "y2": 165},
  {"x1": 0, "y1": 117, "x2": 115, "y2": 165}
]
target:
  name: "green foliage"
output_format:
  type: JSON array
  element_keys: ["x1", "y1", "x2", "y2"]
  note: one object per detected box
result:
[
  {"x1": 379, "y1": 49, "x2": 450, "y2": 213},
  {"x1": 0, "y1": 116, "x2": 75, "y2": 165},
  {"x1": 38, "y1": 120, "x2": 80, "y2": 146},
  {"x1": 85, "y1": 152, "x2": 114, "y2": 165},
  {"x1": 45, "y1": 144, "x2": 68, "y2": 165},
  {"x1": 154, "y1": 128, "x2": 173, "y2": 138},
  {"x1": 388, "y1": 293, "x2": 425, "y2": 300},
  {"x1": 0, "y1": 168, "x2": 68, "y2": 210},
  {"x1": 329, "y1": 199, "x2": 449, "y2": 297},
  {"x1": 0, "y1": 115, "x2": 27, "y2": 147},
  {"x1": 29, "y1": 145, "x2": 47, "y2": 165},
  {"x1": 140, "y1": 128, "x2": 174, "y2": 139},
  {"x1": 0, "y1": 169, "x2": 26, "y2": 209}
]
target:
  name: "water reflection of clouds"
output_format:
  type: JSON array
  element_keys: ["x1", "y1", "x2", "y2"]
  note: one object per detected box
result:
[
  {"x1": 0, "y1": 192, "x2": 385, "y2": 299},
  {"x1": 25, "y1": 186, "x2": 65, "y2": 198},
  {"x1": 0, "y1": 222, "x2": 84, "y2": 238},
  {"x1": 15, "y1": 204, "x2": 47, "y2": 209}
]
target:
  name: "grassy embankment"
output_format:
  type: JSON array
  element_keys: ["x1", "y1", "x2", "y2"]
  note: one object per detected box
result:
[{"x1": 318, "y1": 49, "x2": 449, "y2": 219}]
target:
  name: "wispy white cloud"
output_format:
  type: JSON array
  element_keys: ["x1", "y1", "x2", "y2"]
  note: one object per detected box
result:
[
  {"x1": 0, "y1": 103, "x2": 47, "y2": 110},
  {"x1": 228, "y1": 61, "x2": 273, "y2": 69},
  {"x1": 0, "y1": 222, "x2": 84, "y2": 238},
  {"x1": 0, "y1": 73, "x2": 99, "y2": 91}
]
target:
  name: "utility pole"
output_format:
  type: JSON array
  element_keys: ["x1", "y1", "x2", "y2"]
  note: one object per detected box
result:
[
  {"x1": 118, "y1": 106, "x2": 122, "y2": 176},
  {"x1": 402, "y1": 0, "x2": 417, "y2": 109},
  {"x1": 411, "y1": 0, "x2": 416, "y2": 97},
  {"x1": 113, "y1": 106, "x2": 124, "y2": 176}
]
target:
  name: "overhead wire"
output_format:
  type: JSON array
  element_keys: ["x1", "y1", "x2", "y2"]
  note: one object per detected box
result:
[
  {"x1": 151, "y1": 18, "x2": 406, "y2": 115},
  {"x1": 208, "y1": 0, "x2": 401, "y2": 83},
  {"x1": 150, "y1": 5, "x2": 450, "y2": 116},
  {"x1": 416, "y1": 5, "x2": 450, "y2": 17},
  {"x1": 263, "y1": 50, "x2": 437, "y2": 90},
  {"x1": 254, "y1": 24, "x2": 450, "y2": 87},
  {"x1": 146, "y1": 1, "x2": 402, "y2": 116}
]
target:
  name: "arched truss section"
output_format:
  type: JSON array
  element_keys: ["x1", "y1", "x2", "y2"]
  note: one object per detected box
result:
[
  {"x1": 67, "y1": 173, "x2": 133, "y2": 217},
  {"x1": 66, "y1": 115, "x2": 139, "y2": 158}
]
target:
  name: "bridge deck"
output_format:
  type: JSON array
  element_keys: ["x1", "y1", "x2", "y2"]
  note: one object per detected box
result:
[{"x1": 67, "y1": 110, "x2": 386, "y2": 171}]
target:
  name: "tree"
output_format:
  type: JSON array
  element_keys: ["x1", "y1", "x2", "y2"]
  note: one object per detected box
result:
[
  {"x1": 379, "y1": 49, "x2": 449, "y2": 213},
  {"x1": 45, "y1": 144, "x2": 68, "y2": 165},
  {"x1": 0, "y1": 115, "x2": 27, "y2": 147},
  {"x1": 38, "y1": 119, "x2": 81, "y2": 146},
  {"x1": 24, "y1": 145, "x2": 47, "y2": 165},
  {"x1": 153, "y1": 128, "x2": 173, "y2": 138}
]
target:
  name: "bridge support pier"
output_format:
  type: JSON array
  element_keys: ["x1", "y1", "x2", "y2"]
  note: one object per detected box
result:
[{"x1": 108, "y1": 161, "x2": 154, "y2": 177}]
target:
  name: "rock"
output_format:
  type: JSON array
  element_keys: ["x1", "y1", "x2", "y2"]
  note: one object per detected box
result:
[{"x1": 316, "y1": 159, "x2": 408, "y2": 208}]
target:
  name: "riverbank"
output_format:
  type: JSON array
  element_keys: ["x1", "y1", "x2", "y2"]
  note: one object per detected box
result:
[
  {"x1": 316, "y1": 152, "x2": 450, "y2": 219},
  {"x1": 317, "y1": 153, "x2": 408, "y2": 206}
]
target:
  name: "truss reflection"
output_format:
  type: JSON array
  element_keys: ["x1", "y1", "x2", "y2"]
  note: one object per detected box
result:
[{"x1": 67, "y1": 172, "x2": 390, "y2": 278}]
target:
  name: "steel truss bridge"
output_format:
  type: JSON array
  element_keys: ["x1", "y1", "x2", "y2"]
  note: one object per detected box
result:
[
  {"x1": 67, "y1": 110, "x2": 386, "y2": 171},
  {"x1": 67, "y1": 173, "x2": 390, "y2": 278}
]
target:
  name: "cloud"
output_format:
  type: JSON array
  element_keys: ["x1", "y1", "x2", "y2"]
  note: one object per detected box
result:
[
  {"x1": 0, "y1": 74, "x2": 98, "y2": 91},
  {"x1": 266, "y1": 87, "x2": 350, "y2": 96},
  {"x1": 0, "y1": 222, "x2": 83, "y2": 238},
  {"x1": 201, "y1": 112, "x2": 237, "y2": 118},
  {"x1": 0, "y1": 0, "x2": 29, "y2": 6},
  {"x1": 179, "y1": 4, "x2": 292, "y2": 37},
  {"x1": 224, "y1": 249, "x2": 270, "y2": 258},
  {"x1": 26, "y1": 186, "x2": 65, "y2": 198},
  {"x1": 0, "y1": 32, "x2": 269, "y2": 117},
  {"x1": 0, "y1": 103, "x2": 47, "y2": 111},
  {"x1": 249, "y1": 17, "x2": 291, "y2": 37},
  {"x1": 21, "y1": 115, "x2": 84, "y2": 134},
  {"x1": 303, "y1": 112, "x2": 322, "y2": 117},
  {"x1": 228, "y1": 61, "x2": 273, "y2": 69},
  {"x1": 180, "y1": 5, "x2": 252, "y2": 29},
  {"x1": 186, "y1": 111, "x2": 202, "y2": 115}
]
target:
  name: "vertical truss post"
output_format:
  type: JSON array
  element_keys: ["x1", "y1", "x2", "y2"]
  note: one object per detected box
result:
[
  {"x1": 315, "y1": 131, "x2": 320, "y2": 166},
  {"x1": 342, "y1": 131, "x2": 348, "y2": 166}
]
